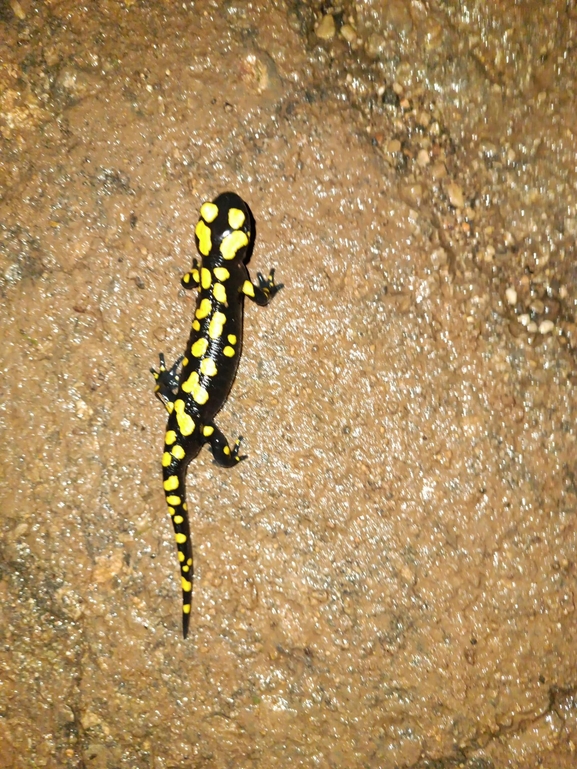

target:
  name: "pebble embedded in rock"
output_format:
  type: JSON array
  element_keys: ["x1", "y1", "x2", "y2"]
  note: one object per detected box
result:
[{"x1": 316, "y1": 14, "x2": 336, "y2": 40}]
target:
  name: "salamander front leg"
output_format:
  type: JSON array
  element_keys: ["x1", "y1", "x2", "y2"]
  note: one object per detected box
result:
[
  {"x1": 202, "y1": 424, "x2": 246, "y2": 468},
  {"x1": 242, "y1": 268, "x2": 284, "y2": 307},
  {"x1": 181, "y1": 258, "x2": 200, "y2": 290},
  {"x1": 150, "y1": 353, "x2": 183, "y2": 412}
]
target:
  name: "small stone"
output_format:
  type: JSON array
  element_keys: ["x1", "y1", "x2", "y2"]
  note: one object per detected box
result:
[
  {"x1": 417, "y1": 149, "x2": 430, "y2": 167},
  {"x1": 10, "y1": 0, "x2": 26, "y2": 19},
  {"x1": 505, "y1": 287, "x2": 517, "y2": 306},
  {"x1": 315, "y1": 14, "x2": 335, "y2": 40},
  {"x1": 518, "y1": 314, "x2": 530, "y2": 327},
  {"x1": 388, "y1": 139, "x2": 402, "y2": 153},
  {"x1": 446, "y1": 182, "x2": 464, "y2": 208},
  {"x1": 527, "y1": 321, "x2": 538, "y2": 333},
  {"x1": 340, "y1": 24, "x2": 357, "y2": 43},
  {"x1": 539, "y1": 320, "x2": 555, "y2": 334}
]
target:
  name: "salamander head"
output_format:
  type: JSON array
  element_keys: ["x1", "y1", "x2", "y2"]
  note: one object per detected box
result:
[{"x1": 194, "y1": 192, "x2": 252, "y2": 263}]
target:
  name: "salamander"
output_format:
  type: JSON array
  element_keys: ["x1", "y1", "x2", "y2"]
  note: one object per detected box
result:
[{"x1": 151, "y1": 191, "x2": 282, "y2": 638}]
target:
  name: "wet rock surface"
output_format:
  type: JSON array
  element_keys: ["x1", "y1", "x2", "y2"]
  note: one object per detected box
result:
[{"x1": 1, "y1": 1, "x2": 576, "y2": 767}]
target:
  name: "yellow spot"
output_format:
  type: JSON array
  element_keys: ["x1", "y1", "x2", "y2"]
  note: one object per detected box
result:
[
  {"x1": 167, "y1": 495, "x2": 181, "y2": 505},
  {"x1": 193, "y1": 385, "x2": 209, "y2": 405},
  {"x1": 213, "y1": 283, "x2": 227, "y2": 304},
  {"x1": 174, "y1": 515, "x2": 184, "y2": 524},
  {"x1": 167, "y1": 507, "x2": 175, "y2": 516},
  {"x1": 162, "y1": 452, "x2": 172, "y2": 467},
  {"x1": 191, "y1": 337, "x2": 209, "y2": 357},
  {"x1": 221, "y1": 230, "x2": 248, "y2": 260},
  {"x1": 192, "y1": 320, "x2": 201, "y2": 331},
  {"x1": 227, "y1": 334, "x2": 237, "y2": 344},
  {"x1": 174, "y1": 399, "x2": 195, "y2": 436},
  {"x1": 195, "y1": 220, "x2": 212, "y2": 255},
  {"x1": 228, "y1": 207, "x2": 245, "y2": 229},
  {"x1": 181, "y1": 370, "x2": 199, "y2": 393},
  {"x1": 213, "y1": 267, "x2": 230, "y2": 281},
  {"x1": 242, "y1": 280, "x2": 255, "y2": 297},
  {"x1": 181, "y1": 577, "x2": 192, "y2": 591},
  {"x1": 183, "y1": 603, "x2": 191, "y2": 614},
  {"x1": 182, "y1": 564, "x2": 189, "y2": 572},
  {"x1": 223, "y1": 346, "x2": 235, "y2": 357},
  {"x1": 203, "y1": 425, "x2": 214, "y2": 437},
  {"x1": 201, "y1": 267, "x2": 211, "y2": 289},
  {"x1": 178, "y1": 551, "x2": 185, "y2": 562},
  {"x1": 175, "y1": 533, "x2": 187, "y2": 544},
  {"x1": 182, "y1": 357, "x2": 189, "y2": 367},
  {"x1": 224, "y1": 446, "x2": 231, "y2": 455},
  {"x1": 163, "y1": 475, "x2": 179, "y2": 491},
  {"x1": 196, "y1": 298, "x2": 212, "y2": 319},
  {"x1": 183, "y1": 273, "x2": 190, "y2": 284},
  {"x1": 200, "y1": 358, "x2": 217, "y2": 376},
  {"x1": 208, "y1": 311, "x2": 226, "y2": 340},
  {"x1": 192, "y1": 268, "x2": 200, "y2": 284},
  {"x1": 183, "y1": 503, "x2": 188, "y2": 511},
  {"x1": 172, "y1": 445, "x2": 185, "y2": 460},
  {"x1": 200, "y1": 202, "x2": 218, "y2": 222},
  {"x1": 187, "y1": 558, "x2": 192, "y2": 566}
]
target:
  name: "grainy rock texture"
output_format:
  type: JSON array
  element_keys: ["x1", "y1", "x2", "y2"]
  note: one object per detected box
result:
[{"x1": 1, "y1": 1, "x2": 576, "y2": 768}]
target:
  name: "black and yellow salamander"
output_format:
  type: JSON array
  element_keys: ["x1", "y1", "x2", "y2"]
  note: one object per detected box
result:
[{"x1": 151, "y1": 191, "x2": 282, "y2": 638}]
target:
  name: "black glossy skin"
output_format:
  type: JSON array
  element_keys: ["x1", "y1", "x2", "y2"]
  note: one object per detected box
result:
[{"x1": 151, "y1": 191, "x2": 282, "y2": 638}]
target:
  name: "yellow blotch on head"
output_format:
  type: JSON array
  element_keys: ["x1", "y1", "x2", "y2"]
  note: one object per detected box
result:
[
  {"x1": 162, "y1": 452, "x2": 172, "y2": 467},
  {"x1": 242, "y1": 280, "x2": 255, "y2": 297},
  {"x1": 221, "y1": 230, "x2": 248, "y2": 260},
  {"x1": 172, "y1": 444, "x2": 185, "y2": 460},
  {"x1": 174, "y1": 515, "x2": 184, "y2": 524},
  {"x1": 193, "y1": 385, "x2": 209, "y2": 405},
  {"x1": 167, "y1": 495, "x2": 181, "y2": 505},
  {"x1": 213, "y1": 267, "x2": 230, "y2": 281},
  {"x1": 163, "y1": 475, "x2": 179, "y2": 491},
  {"x1": 183, "y1": 603, "x2": 191, "y2": 614},
  {"x1": 175, "y1": 533, "x2": 187, "y2": 544},
  {"x1": 227, "y1": 334, "x2": 237, "y2": 344},
  {"x1": 196, "y1": 298, "x2": 212, "y2": 319},
  {"x1": 228, "y1": 207, "x2": 246, "y2": 230},
  {"x1": 191, "y1": 337, "x2": 209, "y2": 357},
  {"x1": 201, "y1": 267, "x2": 211, "y2": 289},
  {"x1": 223, "y1": 346, "x2": 235, "y2": 357},
  {"x1": 174, "y1": 399, "x2": 195, "y2": 436},
  {"x1": 208, "y1": 311, "x2": 226, "y2": 340},
  {"x1": 213, "y1": 283, "x2": 227, "y2": 304},
  {"x1": 203, "y1": 425, "x2": 214, "y2": 437},
  {"x1": 181, "y1": 576, "x2": 192, "y2": 592},
  {"x1": 195, "y1": 220, "x2": 212, "y2": 256},
  {"x1": 200, "y1": 358, "x2": 217, "y2": 377},
  {"x1": 181, "y1": 370, "x2": 199, "y2": 393},
  {"x1": 192, "y1": 319, "x2": 201, "y2": 331},
  {"x1": 200, "y1": 202, "x2": 218, "y2": 222}
]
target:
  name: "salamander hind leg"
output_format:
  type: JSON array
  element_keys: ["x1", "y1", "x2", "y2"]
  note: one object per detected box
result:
[
  {"x1": 151, "y1": 352, "x2": 183, "y2": 412},
  {"x1": 202, "y1": 423, "x2": 246, "y2": 468}
]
